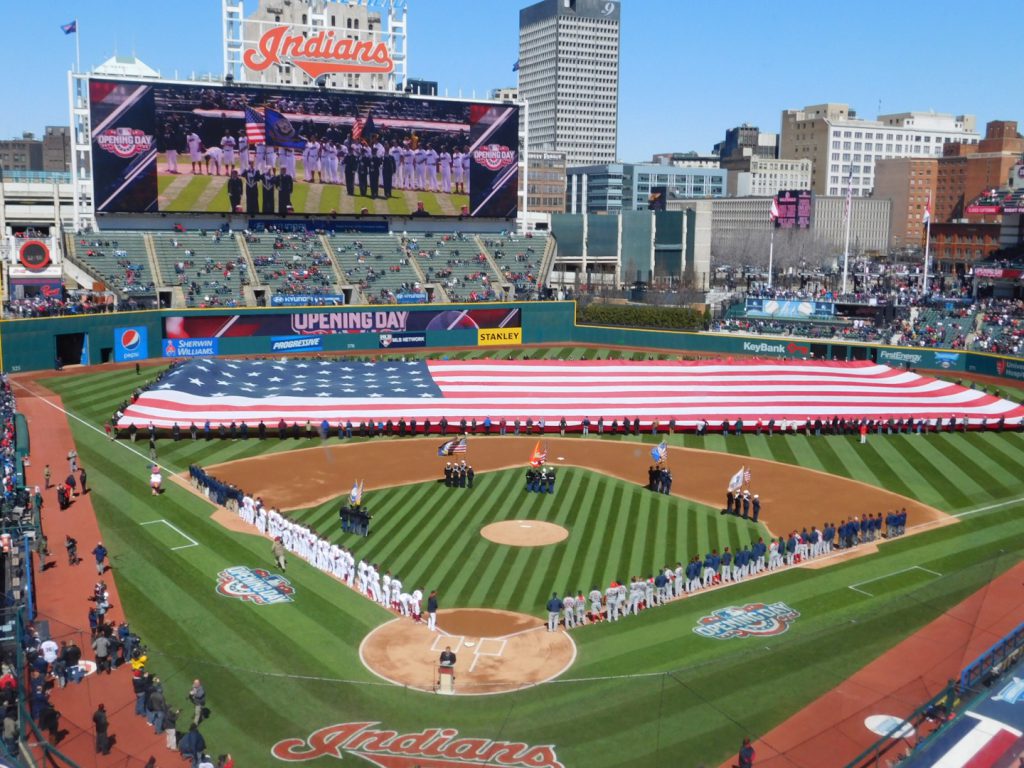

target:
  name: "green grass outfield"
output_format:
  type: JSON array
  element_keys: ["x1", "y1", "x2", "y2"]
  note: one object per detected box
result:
[
  {"x1": 156, "y1": 162, "x2": 468, "y2": 216},
  {"x1": 36, "y1": 349, "x2": 1024, "y2": 768}
]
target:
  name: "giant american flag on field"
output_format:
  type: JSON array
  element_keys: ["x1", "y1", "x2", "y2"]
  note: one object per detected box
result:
[{"x1": 118, "y1": 359, "x2": 1024, "y2": 429}]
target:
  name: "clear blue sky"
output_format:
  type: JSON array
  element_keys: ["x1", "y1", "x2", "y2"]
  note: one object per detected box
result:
[{"x1": 2, "y1": 0, "x2": 1016, "y2": 161}]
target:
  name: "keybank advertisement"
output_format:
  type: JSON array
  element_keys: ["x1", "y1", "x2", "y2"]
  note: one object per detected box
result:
[
  {"x1": 114, "y1": 326, "x2": 149, "y2": 363},
  {"x1": 164, "y1": 308, "x2": 521, "y2": 339}
]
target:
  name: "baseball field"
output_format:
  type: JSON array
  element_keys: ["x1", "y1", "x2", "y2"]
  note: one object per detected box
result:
[
  {"x1": 19, "y1": 344, "x2": 1024, "y2": 767},
  {"x1": 156, "y1": 160, "x2": 469, "y2": 217}
]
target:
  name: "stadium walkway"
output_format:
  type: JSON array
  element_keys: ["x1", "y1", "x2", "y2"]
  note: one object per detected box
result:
[{"x1": 20, "y1": 386, "x2": 170, "y2": 767}]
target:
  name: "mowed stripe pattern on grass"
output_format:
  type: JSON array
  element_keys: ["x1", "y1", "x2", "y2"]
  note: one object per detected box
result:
[{"x1": 33, "y1": 349, "x2": 1024, "y2": 768}]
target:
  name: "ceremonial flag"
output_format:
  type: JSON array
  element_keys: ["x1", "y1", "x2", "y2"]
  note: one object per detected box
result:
[
  {"x1": 923, "y1": 193, "x2": 932, "y2": 225},
  {"x1": 743, "y1": 467, "x2": 752, "y2": 485},
  {"x1": 437, "y1": 437, "x2": 467, "y2": 456},
  {"x1": 769, "y1": 197, "x2": 780, "y2": 224},
  {"x1": 728, "y1": 467, "x2": 745, "y2": 492},
  {"x1": 61, "y1": 20, "x2": 77, "y2": 35},
  {"x1": 452, "y1": 437, "x2": 468, "y2": 454},
  {"x1": 529, "y1": 440, "x2": 547, "y2": 468},
  {"x1": 349, "y1": 479, "x2": 364, "y2": 507},
  {"x1": 118, "y1": 358, "x2": 1024, "y2": 430},
  {"x1": 265, "y1": 107, "x2": 306, "y2": 149},
  {"x1": 512, "y1": 59, "x2": 520, "y2": 72},
  {"x1": 244, "y1": 106, "x2": 265, "y2": 145},
  {"x1": 651, "y1": 440, "x2": 668, "y2": 463},
  {"x1": 352, "y1": 112, "x2": 377, "y2": 142}
]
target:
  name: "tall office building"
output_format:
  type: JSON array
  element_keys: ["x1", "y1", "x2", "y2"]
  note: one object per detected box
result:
[
  {"x1": 518, "y1": 0, "x2": 621, "y2": 166},
  {"x1": 780, "y1": 103, "x2": 979, "y2": 198}
]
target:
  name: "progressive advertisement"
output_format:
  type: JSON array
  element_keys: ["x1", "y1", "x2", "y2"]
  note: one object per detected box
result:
[
  {"x1": 163, "y1": 307, "x2": 522, "y2": 339},
  {"x1": 89, "y1": 77, "x2": 519, "y2": 219}
]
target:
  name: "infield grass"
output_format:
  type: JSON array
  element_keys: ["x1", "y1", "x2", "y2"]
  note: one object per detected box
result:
[{"x1": 33, "y1": 349, "x2": 1024, "y2": 768}]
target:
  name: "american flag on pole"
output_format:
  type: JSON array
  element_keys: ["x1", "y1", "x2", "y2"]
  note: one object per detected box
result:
[
  {"x1": 743, "y1": 467, "x2": 752, "y2": 484},
  {"x1": 245, "y1": 106, "x2": 265, "y2": 145},
  {"x1": 769, "y1": 197, "x2": 780, "y2": 224},
  {"x1": 117, "y1": 359, "x2": 1024, "y2": 430},
  {"x1": 844, "y1": 166, "x2": 854, "y2": 218},
  {"x1": 529, "y1": 440, "x2": 548, "y2": 467},
  {"x1": 923, "y1": 193, "x2": 932, "y2": 225}
]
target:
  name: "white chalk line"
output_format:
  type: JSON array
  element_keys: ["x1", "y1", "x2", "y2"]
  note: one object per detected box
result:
[
  {"x1": 140, "y1": 518, "x2": 199, "y2": 550},
  {"x1": 848, "y1": 565, "x2": 943, "y2": 597}
]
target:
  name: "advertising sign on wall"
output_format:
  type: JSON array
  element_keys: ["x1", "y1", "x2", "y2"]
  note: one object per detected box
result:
[{"x1": 114, "y1": 326, "x2": 149, "y2": 363}]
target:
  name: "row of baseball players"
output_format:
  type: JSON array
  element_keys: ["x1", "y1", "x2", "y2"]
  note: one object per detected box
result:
[
  {"x1": 545, "y1": 522, "x2": 884, "y2": 630},
  {"x1": 172, "y1": 132, "x2": 470, "y2": 193},
  {"x1": 237, "y1": 494, "x2": 434, "y2": 627}
]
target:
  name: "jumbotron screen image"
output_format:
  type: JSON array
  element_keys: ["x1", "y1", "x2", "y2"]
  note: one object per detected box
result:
[{"x1": 88, "y1": 77, "x2": 519, "y2": 219}]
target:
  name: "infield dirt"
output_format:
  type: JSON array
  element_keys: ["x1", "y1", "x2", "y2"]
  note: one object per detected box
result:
[{"x1": 207, "y1": 436, "x2": 952, "y2": 537}]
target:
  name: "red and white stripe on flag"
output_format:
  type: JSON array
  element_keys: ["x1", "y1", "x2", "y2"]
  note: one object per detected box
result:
[
  {"x1": 245, "y1": 107, "x2": 265, "y2": 145},
  {"x1": 769, "y1": 198, "x2": 780, "y2": 223}
]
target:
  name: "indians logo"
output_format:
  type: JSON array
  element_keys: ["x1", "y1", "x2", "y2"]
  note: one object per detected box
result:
[
  {"x1": 272, "y1": 722, "x2": 564, "y2": 767},
  {"x1": 97, "y1": 128, "x2": 153, "y2": 159},
  {"x1": 473, "y1": 144, "x2": 516, "y2": 172},
  {"x1": 216, "y1": 566, "x2": 294, "y2": 606},
  {"x1": 693, "y1": 602, "x2": 800, "y2": 640},
  {"x1": 120, "y1": 329, "x2": 143, "y2": 352},
  {"x1": 244, "y1": 26, "x2": 394, "y2": 79}
]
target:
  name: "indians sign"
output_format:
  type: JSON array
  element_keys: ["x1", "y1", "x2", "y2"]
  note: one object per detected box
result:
[
  {"x1": 272, "y1": 722, "x2": 564, "y2": 767},
  {"x1": 243, "y1": 26, "x2": 395, "y2": 79}
]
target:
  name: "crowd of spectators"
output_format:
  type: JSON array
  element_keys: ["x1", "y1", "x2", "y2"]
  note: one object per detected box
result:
[{"x1": 4, "y1": 290, "x2": 135, "y2": 318}]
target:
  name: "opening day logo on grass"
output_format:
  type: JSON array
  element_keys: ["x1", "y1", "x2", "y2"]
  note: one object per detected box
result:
[
  {"x1": 271, "y1": 722, "x2": 565, "y2": 767},
  {"x1": 216, "y1": 567, "x2": 295, "y2": 606},
  {"x1": 693, "y1": 602, "x2": 800, "y2": 639}
]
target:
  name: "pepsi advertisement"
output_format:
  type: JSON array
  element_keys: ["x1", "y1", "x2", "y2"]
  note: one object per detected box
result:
[
  {"x1": 89, "y1": 77, "x2": 519, "y2": 219},
  {"x1": 114, "y1": 326, "x2": 149, "y2": 362}
]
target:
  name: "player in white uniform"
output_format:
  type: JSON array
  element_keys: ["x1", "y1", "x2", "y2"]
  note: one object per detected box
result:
[
  {"x1": 588, "y1": 587, "x2": 603, "y2": 622},
  {"x1": 452, "y1": 150, "x2": 464, "y2": 194},
  {"x1": 401, "y1": 145, "x2": 415, "y2": 190},
  {"x1": 325, "y1": 142, "x2": 339, "y2": 184},
  {"x1": 411, "y1": 588, "x2": 423, "y2": 622},
  {"x1": 768, "y1": 540, "x2": 782, "y2": 571},
  {"x1": 561, "y1": 594, "x2": 576, "y2": 628},
  {"x1": 424, "y1": 146, "x2": 439, "y2": 192},
  {"x1": 187, "y1": 131, "x2": 203, "y2": 174},
  {"x1": 462, "y1": 148, "x2": 471, "y2": 195},
  {"x1": 237, "y1": 134, "x2": 249, "y2": 172},
  {"x1": 439, "y1": 149, "x2": 452, "y2": 193},
  {"x1": 398, "y1": 593, "x2": 412, "y2": 616},
  {"x1": 389, "y1": 143, "x2": 404, "y2": 189},
  {"x1": 574, "y1": 591, "x2": 586, "y2": 626},
  {"x1": 413, "y1": 146, "x2": 427, "y2": 190},
  {"x1": 203, "y1": 146, "x2": 223, "y2": 176},
  {"x1": 284, "y1": 147, "x2": 297, "y2": 179},
  {"x1": 254, "y1": 142, "x2": 267, "y2": 174},
  {"x1": 266, "y1": 145, "x2": 278, "y2": 176},
  {"x1": 390, "y1": 577, "x2": 402, "y2": 611},
  {"x1": 381, "y1": 572, "x2": 392, "y2": 606},
  {"x1": 220, "y1": 133, "x2": 236, "y2": 172},
  {"x1": 307, "y1": 140, "x2": 321, "y2": 183}
]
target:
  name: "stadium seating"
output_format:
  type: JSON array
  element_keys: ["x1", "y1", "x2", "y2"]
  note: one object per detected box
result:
[
  {"x1": 407, "y1": 233, "x2": 504, "y2": 302},
  {"x1": 149, "y1": 231, "x2": 250, "y2": 308},
  {"x1": 246, "y1": 233, "x2": 338, "y2": 297},
  {"x1": 327, "y1": 233, "x2": 420, "y2": 304},
  {"x1": 70, "y1": 231, "x2": 156, "y2": 297},
  {"x1": 480, "y1": 232, "x2": 547, "y2": 299}
]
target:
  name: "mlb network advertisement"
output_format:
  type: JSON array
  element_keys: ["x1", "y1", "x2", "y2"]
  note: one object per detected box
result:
[
  {"x1": 163, "y1": 307, "x2": 521, "y2": 339},
  {"x1": 89, "y1": 77, "x2": 519, "y2": 219}
]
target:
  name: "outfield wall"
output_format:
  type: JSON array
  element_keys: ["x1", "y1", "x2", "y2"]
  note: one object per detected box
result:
[{"x1": 1, "y1": 301, "x2": 1022, "y2": 385}]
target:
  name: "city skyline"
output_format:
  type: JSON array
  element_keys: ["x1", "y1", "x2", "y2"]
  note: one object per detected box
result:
[{"x1": 0, "y1": 0, "x2": 1016, "y2": 163}]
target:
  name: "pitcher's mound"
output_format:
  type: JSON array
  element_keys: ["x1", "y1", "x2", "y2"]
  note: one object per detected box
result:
[
  {"x1": 481, "y1": 520, "x2": 568, "y2": 547},
  {"x1": 359, "y1": 608, "x2": 576, "y2": 695}
]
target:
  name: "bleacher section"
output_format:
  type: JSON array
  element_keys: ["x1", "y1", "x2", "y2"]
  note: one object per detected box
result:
[
  {"x1": 327, "y1": 233, "x2": 418, "y2": 304},
  {"x1": 69, "y1": 231, "x2": 155, "y2": 297},
  {"x1": 245, "y1": 233, "x2": 337, "y2": 297},
  {"x1": 150, "y1": 231, "x2": 249, "y2": 308},
  {"x1": 480, "y1": 231, "x2": 548, "y2": 299},
  {"x1": 407, "y1": 233, "x2": 503, "y2": 302}
]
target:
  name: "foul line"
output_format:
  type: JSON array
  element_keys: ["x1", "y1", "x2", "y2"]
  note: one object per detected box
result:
[
  {"x1": 952, "y1": 495, "x2": 1024, "y2": 519},
  {"x1": 140, "y1": 519, "x2": 199, "y2": 551},
  {"x1": 848, "y1": 565, "x2": 943, "y2": 597}
]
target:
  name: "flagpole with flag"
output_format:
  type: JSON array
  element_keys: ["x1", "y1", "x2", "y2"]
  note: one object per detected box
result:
[
  {"x1": 61, "y1": 19, "x2": 79, "y2": 72},
  {"x1": 922, "y1": 192, "x2": 933, "y2": 294},
  {"x1": 768, "y1": 197, "x2": 779, "y2": 288},
  {"x1": 841, "y1": 167, "x2": 854, "y2": 295}
]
